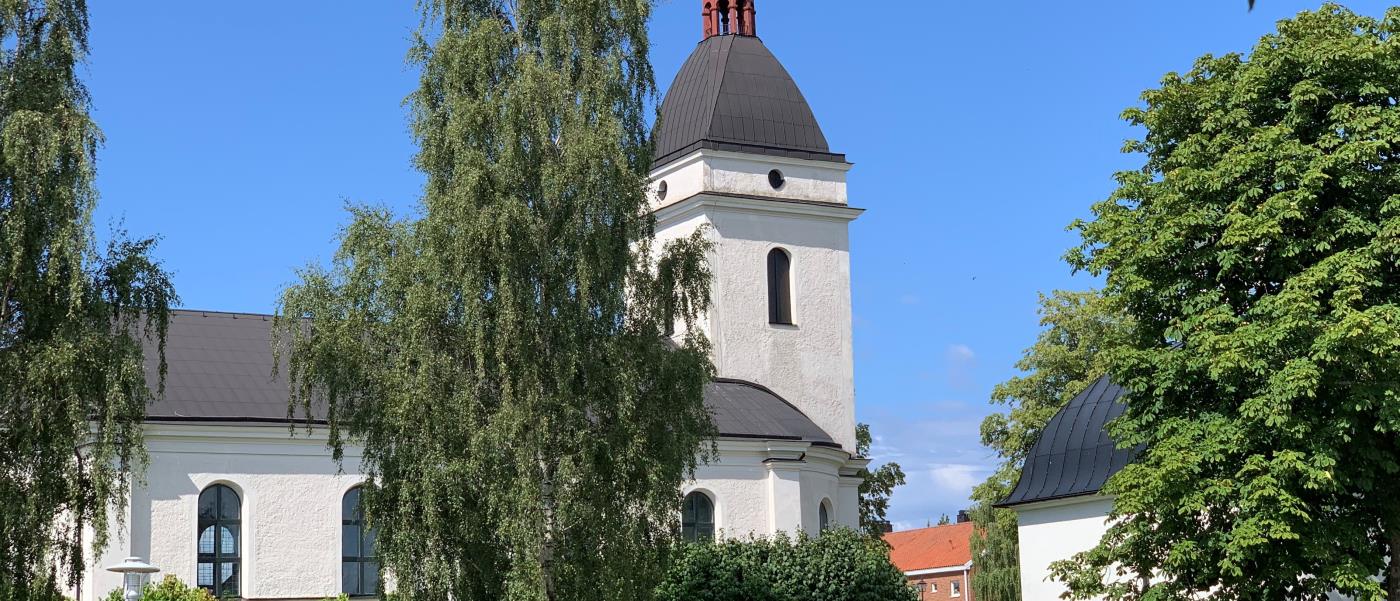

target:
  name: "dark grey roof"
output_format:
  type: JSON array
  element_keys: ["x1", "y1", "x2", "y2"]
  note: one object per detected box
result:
[
  {"x1": 653, "y1": 35, "x2": 845, "y2": 169},
  {"x1": 705, "y1": 378, "x2": 837, "y2": 446},
  {"x1": 143, "y1": 311, "x2": 297, "y2": 422},
  {"x1": 997, "y1": 376, "x2": 1140, "y2": 508},
  {"x1": 142, "y1": 310, "x2": 837, "y2": 445}
]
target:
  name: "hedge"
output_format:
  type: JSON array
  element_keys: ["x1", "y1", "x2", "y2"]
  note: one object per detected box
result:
[{"x1": 655, "y1": 528, "x2": 917, "y2": 601}]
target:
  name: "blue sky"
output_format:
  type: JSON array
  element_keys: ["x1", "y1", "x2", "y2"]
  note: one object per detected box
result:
[{"x1": 85, "y1": 1, "x2": 1396, "y2": 529}]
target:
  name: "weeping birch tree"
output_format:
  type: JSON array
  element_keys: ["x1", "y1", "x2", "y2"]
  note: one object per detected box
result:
[
  {"x1": 0, "y1": 2, "x2": 176, "y2": 601},
  {"x1": 274, "y1": 2, "x2": 715, "y2": 601}
]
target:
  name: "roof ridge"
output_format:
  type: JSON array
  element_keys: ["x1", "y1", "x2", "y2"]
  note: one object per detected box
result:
[
  {"x1": 171, "y1": 308, "x2": 275, "y2": 319},
  {"x1": 886, "y1": 521, "x2": 974, "y2": 535}
]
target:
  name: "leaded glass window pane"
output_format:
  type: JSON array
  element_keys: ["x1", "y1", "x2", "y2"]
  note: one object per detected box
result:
[
  {"x1": 681, "y1": 492, "x2": 715, "y2": 542},
  {"x1": 219, "y1": 487, "x2": 240, "y2": 520},
  {"x1": 343, "y1": 525, "x2": 360, "y2": 556},
  {"x1": 220, "y1": 526, "x2": 237, "y2": 554},
  {"x1": 362, "y1": 562, "x2": 379, "y2": 595},
  {"x1": 198, "y1": 527, "x2": 214, "y2": 554},
  {"x1": 198, "y1": 493, "x2": 216, "y2": 521},
  {"x1": 197, "y1": 485, "x2": 240, "y2": 598},
  {"x1": 343, "y1": 487, "x2": 378, "y2": 596},
  {"x1": 363, "y1": 526, "x2": 376, "y2": 557},
  {"x1": 341, "y1": 562, "x2": 358, "y2": 594},
  {"x1": 218, "y1": 562, "x2": 238, "y2": 596}
]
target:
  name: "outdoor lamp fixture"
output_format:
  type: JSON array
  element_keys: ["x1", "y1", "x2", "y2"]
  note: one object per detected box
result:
[{"x1": 106, "y1": 557, "x2": 159, "y2": 601}]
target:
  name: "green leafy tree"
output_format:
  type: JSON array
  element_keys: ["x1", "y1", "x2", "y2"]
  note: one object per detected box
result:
[
  {"x1": 0, "y1": 2, "x2": 175, "y2": 601},
  {"x1": 936, "y1": 514, "x2": 951, "y2": 526},
  {"x1": 1055, "y1": 5, "x2": 1400, "y2": 599},
  {"x1": 654, "y1": 528, "x2": 917, "y2": 601},
  {"x1": 855, "y1": 423, "x2": 905, "y2": 538},
  {"x1": 969, "y1": 290, "x2": 1132, "y2": 601},
  {"x1": 274, "y1": 2, "x2": 715, "y2": 601}
]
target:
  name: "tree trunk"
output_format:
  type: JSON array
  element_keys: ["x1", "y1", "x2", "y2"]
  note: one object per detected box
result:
[
  {"x1": 1389, "y1": 528, "x2": 1400, "y2": 600},
  {"x1": 540, "y1": 457, "x2": 557, "y2": 601}
]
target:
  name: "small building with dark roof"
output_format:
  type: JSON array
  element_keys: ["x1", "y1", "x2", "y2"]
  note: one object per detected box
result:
[
  {"x1": 996, "y1": 376, "x2": 1137, "y2": 509},
  {"x1": 995, "y1": 376, "x2": 1139, "y2": 601}
]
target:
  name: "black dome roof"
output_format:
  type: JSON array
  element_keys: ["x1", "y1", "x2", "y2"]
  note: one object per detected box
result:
[
  {"x1": 653, "y1": 34, "x2": 844, "y2": 169},
  {"x1": 997, "y1": 376, "x2": 1141, "y2": 508}
]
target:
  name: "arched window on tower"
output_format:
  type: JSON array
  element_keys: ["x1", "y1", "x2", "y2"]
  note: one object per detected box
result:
[
  {"x1": 767, "y1": 248, "x2": 793, "y2": 325},
  {"x1": 681, "y1": 492, "x2": 715, "y2": 542},
  {"x1": 197, "y1": 484, "x2": 240, "y2": 597},
  {"x1": 343, "y1": 487, "x2": 379, "y2": 596},
  {"x1": 818, "y1": 500, "x2": 831, "y2": 532}
]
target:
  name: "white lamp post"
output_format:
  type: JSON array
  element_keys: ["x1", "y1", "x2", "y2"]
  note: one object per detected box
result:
[{"x1": 105, "y1": 557, "x2": 159, "y2": 601}]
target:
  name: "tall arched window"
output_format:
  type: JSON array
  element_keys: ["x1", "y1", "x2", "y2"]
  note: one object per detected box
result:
[
  {"x1": 681, "y1": 492, "x2": 715, "y2": 542},
  {"x1": 818, "y1": 501, "x2": 831, "y2": 532},
  {"x1": 767, "y1": 248, "x2": 793, "y2": 325},
  {"x1": 343, "y1": 487, "x2": 378, "y2": 596},
  {"x1": 197, "y1": 484, "x2": 240, "y2": 597}
]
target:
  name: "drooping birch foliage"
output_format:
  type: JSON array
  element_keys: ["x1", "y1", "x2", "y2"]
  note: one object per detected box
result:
[
  {"x1": 0, "y1": 2, "x2": 175, "y2": 600},
  {"x1": 275, "y1": 2, "x2": 715, "y2": 601}
]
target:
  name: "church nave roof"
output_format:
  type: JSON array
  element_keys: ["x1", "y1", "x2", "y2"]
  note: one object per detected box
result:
[{"x1": 140, "y1": 309, "x2": 838, "y2": 447}]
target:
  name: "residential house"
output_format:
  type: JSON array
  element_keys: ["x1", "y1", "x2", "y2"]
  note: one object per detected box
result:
[{"x1": 884, "y1": 521, "x2": 975, "y2": 601}]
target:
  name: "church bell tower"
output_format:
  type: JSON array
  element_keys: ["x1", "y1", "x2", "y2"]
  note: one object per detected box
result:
[{"x1": 650, "y1": 1, "x2": 862, "y2": 453}]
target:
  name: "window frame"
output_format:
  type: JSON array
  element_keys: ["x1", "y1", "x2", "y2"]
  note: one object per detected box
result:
[
  {"x1": 342, "y1": 487, "x2": 379, "y2": 597},
  {"x1": 766, "y1": 248, "x2": 794, "y2": 325},
  {"x1": 196, "y1": 484, "x2": 240, "y2": 598},
  {"x1": 681, "y1": 491, "x2": 716, "y2": 542}
]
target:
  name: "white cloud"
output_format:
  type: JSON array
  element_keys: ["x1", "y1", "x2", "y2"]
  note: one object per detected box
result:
[
  {"x1": 891, "y1": 520, "x2": 922, "y2": 532},
  {"x1": 928, "y1": 463, "x2": 983, "y2": 491},
  {"x1": 947, "y1": 344, "x2": 975, "y2": 361},
  {"x1": 860, "y1": 408, "x2": 997, "y2": 527},
  {"x1": 945, "y1": 344, "x2": 977, "y2": 389}
]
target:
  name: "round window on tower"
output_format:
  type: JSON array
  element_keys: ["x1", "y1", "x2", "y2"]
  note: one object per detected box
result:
[
  {"x1": 768, "y1": 169, "x2": 785, "y2": 190},
  {"x1": 657, "y1": 180, "x2": 668, "y2": 201}
]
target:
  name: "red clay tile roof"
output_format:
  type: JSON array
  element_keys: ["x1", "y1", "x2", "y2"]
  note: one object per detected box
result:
[{"x1": 882, "y1": 522, "x2": 974, "y2": 573}]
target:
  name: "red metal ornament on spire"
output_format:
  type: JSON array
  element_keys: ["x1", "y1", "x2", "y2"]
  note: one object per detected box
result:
[{"x1": 702, "y1": 0, "x2": 756, "y2": 40}]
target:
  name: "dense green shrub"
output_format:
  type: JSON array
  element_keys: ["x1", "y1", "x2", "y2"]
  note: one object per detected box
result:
[
  {"x1": 655, "y1": 528, "x2": 916, "y2": 601},
  {"x1": 104, "y1": 576, "x2": 214, "y2": 601}
]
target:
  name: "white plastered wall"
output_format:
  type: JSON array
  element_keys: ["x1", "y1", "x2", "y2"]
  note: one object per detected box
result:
[
  {"x1": 1015, "y1": 496, "x2": 1359, "y2": 601},
  {"x1": 88, "y1": 426, "x2": 859, "y2": 600},
  {"x1": 1015, "y1": 496, "x2": 1114, "y2": 601},
  {"x1": 85, "y1": 424, "x2": 367, "y2": 601},
  {"x1": 684, "y1": 441, "x2": 856, "y2": 538},
  {"x1": 648, "y1": 150, "x2": 850, "y2": 210},
  {"x1": 651, "y1": 150, "x2": 862, "y2": 454}
]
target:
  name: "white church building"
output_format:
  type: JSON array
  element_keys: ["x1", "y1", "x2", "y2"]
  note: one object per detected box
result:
[{"x1": 82, "y1": 2, "x2": 870, "y2": 599}]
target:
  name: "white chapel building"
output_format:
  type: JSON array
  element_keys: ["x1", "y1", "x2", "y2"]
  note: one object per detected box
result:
[
  {"x1": 999, "y1": 379, "x2": 1354, "y2": 601},
  {"x1": 82, "y1": 2, "x2": 869, "y2": 599}
]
